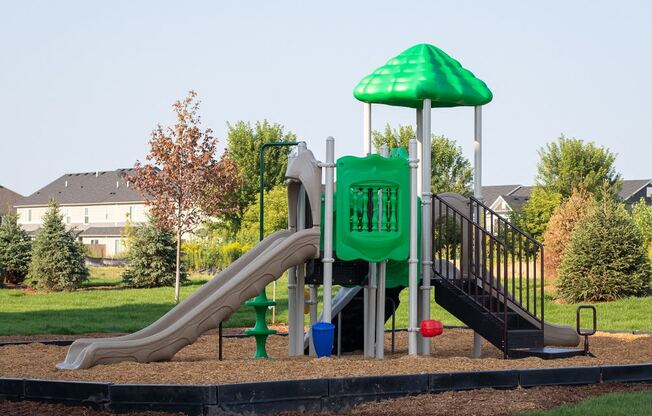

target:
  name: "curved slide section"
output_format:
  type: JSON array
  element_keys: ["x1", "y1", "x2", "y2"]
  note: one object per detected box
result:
[{"x1": 57, "y1": 228, "x2": 321, "y2": 370}]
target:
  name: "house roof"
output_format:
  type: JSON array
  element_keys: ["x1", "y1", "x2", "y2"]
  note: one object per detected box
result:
[
  {"x1": 16, "y1": 169, "x2": 145, "y2": 207},
  {"x1": 618, "y1": 179, "x2": 652, "y2": 201},
  {"x1": 0, "y1": 185, "x2": 23, "y2": 215},
  {"x1": 480, "y1": 185, "x2": 521, "y2": 207},
  {"x1": 500, "y1": 194, "x2": 530, "y2": 211},
  {"x1": 81, "y1": 226, "x2": 125, "y2": 237}
]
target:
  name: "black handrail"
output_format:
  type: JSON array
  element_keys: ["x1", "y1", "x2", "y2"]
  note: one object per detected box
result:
[
  {"x1": 432, "y1": 194, "x2": 511, "y2": 356},
  {"x1": 468, "y1": 196, "x2": 545, "y2": 328}
]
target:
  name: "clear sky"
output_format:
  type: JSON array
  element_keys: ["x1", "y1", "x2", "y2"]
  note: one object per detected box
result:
[{"x1": 1, "y1": 1, "x2": 651, "y2": 196}]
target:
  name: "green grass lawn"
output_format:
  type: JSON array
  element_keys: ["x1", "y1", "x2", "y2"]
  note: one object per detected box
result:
[
  {"x1": 0, "y1": 266, "x2": 650, "y2": 336},
  {"x1": 518, "y1": 391, "x2": 652, "y2": 416}
]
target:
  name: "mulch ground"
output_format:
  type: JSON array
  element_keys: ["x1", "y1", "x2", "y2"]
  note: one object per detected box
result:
[
  {"x1": 1, "y1": 383, "x2": 650, "y2": 416},
  {"x1": 0, "y1": 328, "x2": 651, "y2": 385}
]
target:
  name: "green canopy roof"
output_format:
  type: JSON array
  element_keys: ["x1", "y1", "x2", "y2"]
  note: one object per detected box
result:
[{"x1": 353, "y1": 44, "x2": 493, "y2": 109}]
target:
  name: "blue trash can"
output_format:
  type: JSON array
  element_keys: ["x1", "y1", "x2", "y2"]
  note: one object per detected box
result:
[{"x1": 311, "y1": 322, "x2": 335, "y2": 358}]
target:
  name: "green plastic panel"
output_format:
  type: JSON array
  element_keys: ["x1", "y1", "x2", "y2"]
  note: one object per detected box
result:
[
  {"x1": 354, "y1": 43, "x2": 493, "y2": 109},
  {"x1": 335, "y1": 153, "x2": 410, "y2": 262}
]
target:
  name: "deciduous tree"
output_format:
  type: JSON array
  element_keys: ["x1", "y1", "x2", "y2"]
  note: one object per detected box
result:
[
  {"x1": 224, "y1": 120, "x2": 296, "y2": 233},
  {"x1": 131, "y1": 91, "x2": 240, "y2": 303},
  {"x1": 372, "y1": 124, "x2": 473, "y2": 195},
  {"x1": 536, "y1": 135, "x2": 621, "y2": 199}
]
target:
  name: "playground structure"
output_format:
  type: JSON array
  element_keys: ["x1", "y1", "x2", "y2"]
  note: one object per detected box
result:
[{"x1": 57, "y1": 43, "x2": 584, "y2": 370}]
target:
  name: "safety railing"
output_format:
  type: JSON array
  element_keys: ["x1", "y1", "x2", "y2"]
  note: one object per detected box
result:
[
  {"x1": 432, "y1": 194, "x2": 510, "y2": 355},
  {"x1": 469, "y1": 196, "x2": 545, "y2": 328}
]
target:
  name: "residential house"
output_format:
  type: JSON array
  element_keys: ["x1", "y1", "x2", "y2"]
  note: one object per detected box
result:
[
  {"x1": 15, "y1": 169, "x2": 147, "y2": 258},
  {"x1": 0, "y1": 185, "x2": 23, "y2": 222},
  {"x1": 618, "y1": 179, "x2": 652, "y2": 208},
  {"x1": 481, "y1": 180, "x2": 652, "y2": 226}
]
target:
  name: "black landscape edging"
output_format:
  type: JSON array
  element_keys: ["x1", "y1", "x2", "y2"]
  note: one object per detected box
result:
[{"x1": 1, "y1": 364, "x2": 651, "y2": 415}]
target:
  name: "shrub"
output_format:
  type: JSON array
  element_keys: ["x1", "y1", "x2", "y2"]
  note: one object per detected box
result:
[
  {"x1": 0, "y1": 212, "x2": 32, "y2": 285},
  {"x1": 513, "y1": 186, "x2": 563, "y2": 240},
  {"x1": 631, "y1": 198, "x2": 652, "y2": 249},
  {"x1": 558, "y1": 199, "x2": 652, "y2": 302},
  {"x1": 543, "y1": 188, "x2": 595, "y2": 278},
  {"x1": 182, "y1": 239, "x2": 222, "y2": 272},
  {"x1": 122, "y1": 220, "x2": 187, "y2": 288},
  {"x1": 26, "y1": 200, "x2": 88, "y2": 290},
  {"x1": 217, "y1": 241, "x2": 251, "y2": 270}
]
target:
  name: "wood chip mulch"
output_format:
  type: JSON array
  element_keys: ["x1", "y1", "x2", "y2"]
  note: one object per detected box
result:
[{"x1": 0, "y1": 329, "x2": 651, "y2": 385}]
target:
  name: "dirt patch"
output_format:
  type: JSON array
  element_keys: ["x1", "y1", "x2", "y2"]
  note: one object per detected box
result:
[
  {"x1": 0, "y1": 383, "x2": 650, "y2": 416},
  {"x1": 1, "y1": 329, "x2": 651, "y2": 385}
]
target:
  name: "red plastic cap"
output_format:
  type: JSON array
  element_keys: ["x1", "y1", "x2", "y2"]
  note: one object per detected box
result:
[{"x1": 420, "y1": 319, "x2": 443, "y2": 338}]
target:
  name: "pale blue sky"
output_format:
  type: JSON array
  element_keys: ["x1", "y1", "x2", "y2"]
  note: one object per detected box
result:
[{"x1": 1, "y1": 1, "x2": 651, "y2": 196}]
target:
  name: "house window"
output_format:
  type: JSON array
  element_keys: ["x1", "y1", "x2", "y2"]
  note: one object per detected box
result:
[
  {"x1": 114, "y1": 239, "x2": 120, "y2": 255},
  {"x1": 91, "y1": 239, "x2": 99, "y2": 245},
  {"x1": 84, "y1": 208, "x2": 89, "y2": 224},
  {"x1": 28, "y1": 209, "x2": 32, "y2": 222},
  {"x1": 129, "y1": 206, "x2": 134, "y2": 219},
  {"x1": 65, "y1": 209, "x2": 70, "y2": 224},
  {"x1": 105, "y1": 208, "x2": 109, "y2": 221},
  {"x1": 647, "y1": 186, "x2": 652, "y2": 199}
]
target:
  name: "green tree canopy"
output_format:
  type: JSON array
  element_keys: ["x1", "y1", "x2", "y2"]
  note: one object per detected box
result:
[
  {"x1": 536, "y1": 135, "x2": 622, "y2": 199},
  {"x1": 512, "y1": 187, "x2": 563, "y2": 241},
  {"x1": 26, "y1": 200, "x2": 88, "y2": 291},
  {"x1": 236, "y1": 185, "x2": 288, "y2": 245},
  {"x1": 372, "y1": 124, "x2": 473, "y2": 195},
  {"x1": 225, "y1": 120, "x2": 297, "y2": 233},
  {"x1": 122, "y1": 218, "x2": 187, "y2": 288},
  {"x1": 0, "y1": 212, "x2": 32, "y2": 285},
  {"x1": 558, "y1": 199, "x2": 651, "y2": 302},
  {"x1": 631, "y1": 198, "x2": 652, "y2": 248}
]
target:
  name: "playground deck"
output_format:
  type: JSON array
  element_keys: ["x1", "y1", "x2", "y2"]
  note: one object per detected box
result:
[{"x1": 1, "y1": 328, "x2": 650, "y2": 385}]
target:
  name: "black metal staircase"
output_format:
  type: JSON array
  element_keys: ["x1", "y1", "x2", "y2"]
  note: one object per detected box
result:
[{"x1": 432, "y1": 193, "x2": 552, "y2": 358}]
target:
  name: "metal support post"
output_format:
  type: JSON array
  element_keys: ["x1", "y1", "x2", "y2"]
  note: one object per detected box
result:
[
  {"x1": 473, "y1": 105, "x2": 483, "y2": 358},
  {"x1": 322, "y1": 137, "x2": 335, "y2": 322},
  {"x1": 420, "y1": 99, "x2": 432, "y2": 355},
  {"x1": 408, "y1": 138, "x2": 419, "y2": 355}
]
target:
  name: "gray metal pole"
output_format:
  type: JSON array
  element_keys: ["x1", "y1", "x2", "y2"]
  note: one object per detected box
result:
[
  {"x1": 408, "y1": 138, "x2": 419, "y2": 355},
  {"x1": 420, "y1": 99, "x2": 432, "y2": 356},
  {"x1": 415, "y1": 108, "x2": 424, "y2": 355},
  {"x1": 295, "y1": 185, "x2": 306, "y2": 355},
  {"x1": 322, "y1": 137, "x2": 335, "y2": 323},
  {"x1": 473, "y1": 105, "x2": 483, "y2": 358}
]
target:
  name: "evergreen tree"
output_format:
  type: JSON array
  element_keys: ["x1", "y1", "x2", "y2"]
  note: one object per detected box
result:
[
  {"x1": 0, "y1": 212, "x2": 32, "y2": 285},
  {"x1": 122, "y1": 218, "x2": 187, "y2": 288},
  {"x1": 26, "y1": 200, "x2": 88, "y2": 290},
  {"x1": 558, "y1": 199, "x2": 651, "y2": 302}
]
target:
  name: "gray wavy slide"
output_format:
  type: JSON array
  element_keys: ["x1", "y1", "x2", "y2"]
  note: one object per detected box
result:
[{"x1": 57, "y1": 227, "x2": 321, "y2": 370}]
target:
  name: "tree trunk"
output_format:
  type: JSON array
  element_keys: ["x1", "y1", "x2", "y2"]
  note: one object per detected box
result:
[{"x1": 174, "y1": 227, "x2": 181, "y2": 304}]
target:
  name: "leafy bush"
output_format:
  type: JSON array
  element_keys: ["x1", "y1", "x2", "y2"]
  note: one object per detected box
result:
[
  {"x1": 183, "y1": 239, "x2": 222, "y2": 272},
  {"x1": 558, "y1": 199, "x2": 652, "y2": 302},
  {"x1": 631, "y1": 198, "x2": 652, "y2": 249},
  {"x1": 26, "y1": 200, "x2": 88, "y2": 290},
  {"x1": 543, "y1": 188, "x2": 595, "y2": 278},
  {"x1": 122, "y1": 220, "x2": 187, "y2": 288},
  {"x1": 217, "y1": 241, "x2": 251, "y2": 270},
  {"x1": 0, "y1": 212, "x2": 32, "y2": 285}
]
